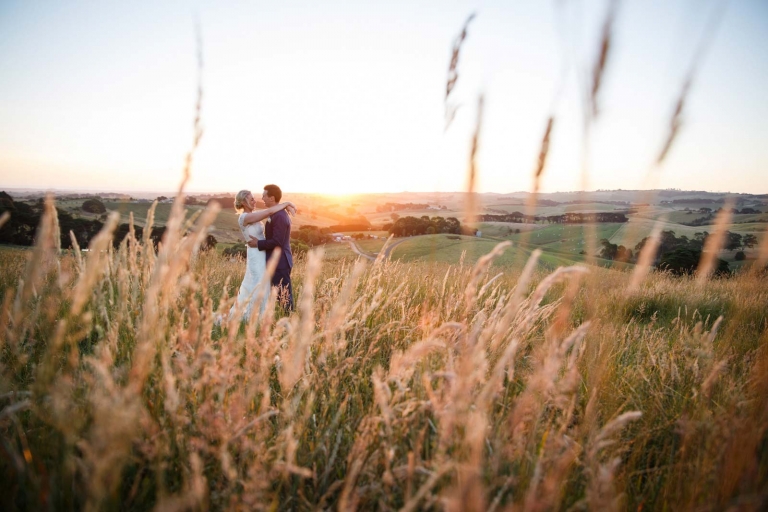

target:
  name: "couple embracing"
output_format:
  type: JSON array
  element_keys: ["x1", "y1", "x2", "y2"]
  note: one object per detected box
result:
[{"x1": 229, "y1": 184, "x2": 296, "y2": 320}]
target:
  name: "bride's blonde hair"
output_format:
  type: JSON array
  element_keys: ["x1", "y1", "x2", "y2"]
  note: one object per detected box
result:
[{"x1": 234, "y1": 189, "x2": 250, "y2": 212}]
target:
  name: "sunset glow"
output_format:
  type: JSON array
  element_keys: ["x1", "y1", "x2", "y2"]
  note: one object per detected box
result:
[{"x1": 1, "y1": 0, "x2": 767, "y2": 195}]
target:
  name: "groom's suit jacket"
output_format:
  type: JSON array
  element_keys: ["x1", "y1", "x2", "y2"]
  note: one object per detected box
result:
[{"x1": 257, "y1": 209, "x2": 293, "y2": 272}]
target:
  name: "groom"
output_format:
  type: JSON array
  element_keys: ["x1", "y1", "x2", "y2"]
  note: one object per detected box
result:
[{"x1": 247, "y1": 184, "x2": 294, "y2": 311}]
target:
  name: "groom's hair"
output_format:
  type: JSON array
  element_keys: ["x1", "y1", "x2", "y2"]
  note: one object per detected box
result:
[{"x1": 264, "y1": 184, "x2": 282, "y2": 203}]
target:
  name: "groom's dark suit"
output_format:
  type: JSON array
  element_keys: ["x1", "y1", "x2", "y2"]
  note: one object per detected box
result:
[{"x1": 257, "y1": 209, "x2": 293, "y2": 311}]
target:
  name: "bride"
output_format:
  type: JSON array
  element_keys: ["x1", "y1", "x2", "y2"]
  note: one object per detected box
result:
[{"x1": 228, "y1": 189, "x2": 296, "y2": 321}]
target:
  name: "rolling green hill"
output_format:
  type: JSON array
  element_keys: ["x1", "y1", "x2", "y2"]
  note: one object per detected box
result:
[
  {"x1": 387, "y1": 234, "x2": 585, "y2": 269},
  {"x1": 386, "y1": 234, "x2": 640, "y2": 272},
  {"x1": 500, "y1": 223, "x2": 625, "y2": 254}
]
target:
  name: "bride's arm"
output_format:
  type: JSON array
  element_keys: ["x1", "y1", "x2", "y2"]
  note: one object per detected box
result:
[{"x1": 242, "y1": 201, "x2": 296, "y2": 225}]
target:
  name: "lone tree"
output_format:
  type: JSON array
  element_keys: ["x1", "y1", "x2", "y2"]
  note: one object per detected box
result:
[
  {"x1": 202, "y1": 234, "x2": 217, "y2": 251},
  {"x1": 742, "y1": 234, "x2": 758, "y2": 249},
  {"x1": 725, "y1": 231, "x2": 743, "y2": 252},
  {"x1": 0, "y1": 191, "x2": 14, "y2": 210},
  {"x1": 599, "y1": 239, "x2": 618, "y2": 260},
  {"x1": 82, "y1": 198, "x2": 106, "y2": 214}
]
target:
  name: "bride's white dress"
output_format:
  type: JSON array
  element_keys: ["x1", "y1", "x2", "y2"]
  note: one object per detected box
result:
[{"x1": 230, "y1": 214, "x2": 269, "y2": 320}]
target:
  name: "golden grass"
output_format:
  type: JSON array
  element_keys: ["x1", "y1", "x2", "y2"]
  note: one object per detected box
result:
[
  {"x1": 1, "y1": 199, "x2": 766, "y2": 510},
  {"x1": 2, "y1": 6, "x2": 766, "y2": 509}
]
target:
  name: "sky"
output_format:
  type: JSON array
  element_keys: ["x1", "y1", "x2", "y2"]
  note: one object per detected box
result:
[{"x1": 0, "y1": 0, "x2": 766, "y2": 195}]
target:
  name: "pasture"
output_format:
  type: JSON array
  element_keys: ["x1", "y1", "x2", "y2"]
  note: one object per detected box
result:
[{"x1": 495, "y1": 223, "x2": 626, "y2": 254}]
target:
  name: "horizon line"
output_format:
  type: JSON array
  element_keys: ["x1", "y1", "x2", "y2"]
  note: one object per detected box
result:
[{"x1": 2, "y1": 186, "x2": 766, "y2": 197}]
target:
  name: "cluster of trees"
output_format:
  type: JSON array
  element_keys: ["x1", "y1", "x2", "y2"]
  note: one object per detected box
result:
[
  {"x1": 599, "y1": 240, "x2": 634, "y2": 262},
  {"x1": 1, "y1": 194, "x2": 104, "y2": 249},
  {"x1": 292, "y1": 225, "x2": 332, "y2": 246},
  {"x1": 693, "y1": 206, "x2": 763, "y2": 214},
  {"x1": 600, "y1": 229, "x2": 758, "y2": 276},
  {"x1": 478, "y1": 212, "x2": 537, "y2": 223},
  {"x1": 478, "y1": 212, "x2": 628, "y2": 224},
  {"x1": 388, "y1": 216, "x2": 463, "y2": 237},
  {"x1": 545, "y1": 212, "x2": 628, "y2": 224},
  {"x1": 657, "y1": 248, "x2": 729, "y2": 275},
  {"x1": 1, "y1": 193, "x2": 217, "y2": 252},
  {"x1": 666, "y1": 198, "x2": 721, "y2": 204},
  {"x1": 680, "y1": 214, "x2": 715, "y2": 226}
]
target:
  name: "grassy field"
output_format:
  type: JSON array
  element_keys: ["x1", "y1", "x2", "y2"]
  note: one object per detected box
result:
[
  {"x1": 608, "y1": 216, "x2": 764, "y2": 249},
  {"x1": 1, "y1": 201, "x2": 767, "y2": 511},
  {"x1": 657, "y1": 210, "x2": 768, "y2": 225},
  {"x1": 477, "y1": 221, "x2": 547, "y2": 238},
  {"x1": 386, "y1": 234, "x2": 637, "y2": 272},
  {"x1": 498, "y1": 223, "x2": 626, "y2": 254},
  {"x1": 319, "y1": 241, "x2": 357, "y2": 260}
]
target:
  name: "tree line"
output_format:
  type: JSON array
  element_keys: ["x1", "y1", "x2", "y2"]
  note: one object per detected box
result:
[
  {"x1": 388, "y1": 216, "x2": 463, "y2": 237},
  {"x1": 1, "y1": 194, "x2": 104, "y2": 249},
  {"x1": 478, "y1": 212, "x2": 629, "y2": 224},
  {"x1": 0, "y1": 193, "x2": 216, "y2": 251}
]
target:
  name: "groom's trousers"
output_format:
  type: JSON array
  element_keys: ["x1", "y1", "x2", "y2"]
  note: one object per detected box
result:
[{"x1": 272, "y1": 268, "x2": 294, "y2": 312}]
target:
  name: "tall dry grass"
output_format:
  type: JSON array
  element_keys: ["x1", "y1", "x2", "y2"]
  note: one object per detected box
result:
[
  {"x1": 1, "y1": 6, "x2": 766, "y2": 509},
  {"x1": 1, "y1": 197, "x2": 766, "y2": 510}
]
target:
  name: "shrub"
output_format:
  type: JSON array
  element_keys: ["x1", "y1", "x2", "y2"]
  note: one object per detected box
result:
[
  {"x1": 202, "y1": 234, "x2": 217, "y2": 251},
  {"x1": 81, "y1": 198, "x2": 106, "y2": 214},
  {"x1": 290, "y1": 238, "x2": 309, "y2": 255},
  {"x1": 223, "y1": 242, "x2": 246, "y2": 258}
]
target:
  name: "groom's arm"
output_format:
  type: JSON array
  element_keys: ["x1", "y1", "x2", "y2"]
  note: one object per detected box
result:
[{"x1": 257, "y1": 212, "x2": 290, "y2": 252}]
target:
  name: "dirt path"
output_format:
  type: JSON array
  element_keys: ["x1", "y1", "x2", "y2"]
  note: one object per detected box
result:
[
  {"x1": 347, "y1": 241, "x2": 376, "y2": 261},
  {"x1": 380, "y1": 238, "x2": 408, "y2": 259},
  {"x1": 348, "y1": 238, "x2": 408, "y2": 261}
]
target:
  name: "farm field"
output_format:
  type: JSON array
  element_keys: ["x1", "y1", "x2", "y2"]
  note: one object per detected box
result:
[
  {"x1": 499, "y1": 223, "x2": 626, "y2": 254},
  {"x1": 318, "y1": 241, "x2": 357, "y2": 260},
  {"x1": 652, "y1": 210, "x2": 768, "y2": 225},
  {"x1": 477, "y1": 221, "x2": 547, "y2": 237},
  {"x1": 387, "y1": 234, "x2": 578, "y2": 269},
  {"x1": 608, "y1": 216, "x2": 764, "y2": 249}
]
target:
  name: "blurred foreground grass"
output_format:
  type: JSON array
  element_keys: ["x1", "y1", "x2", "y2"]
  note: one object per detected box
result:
[{"x1": 0, "y1": 200, "x2": 766, "y2": 511}]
